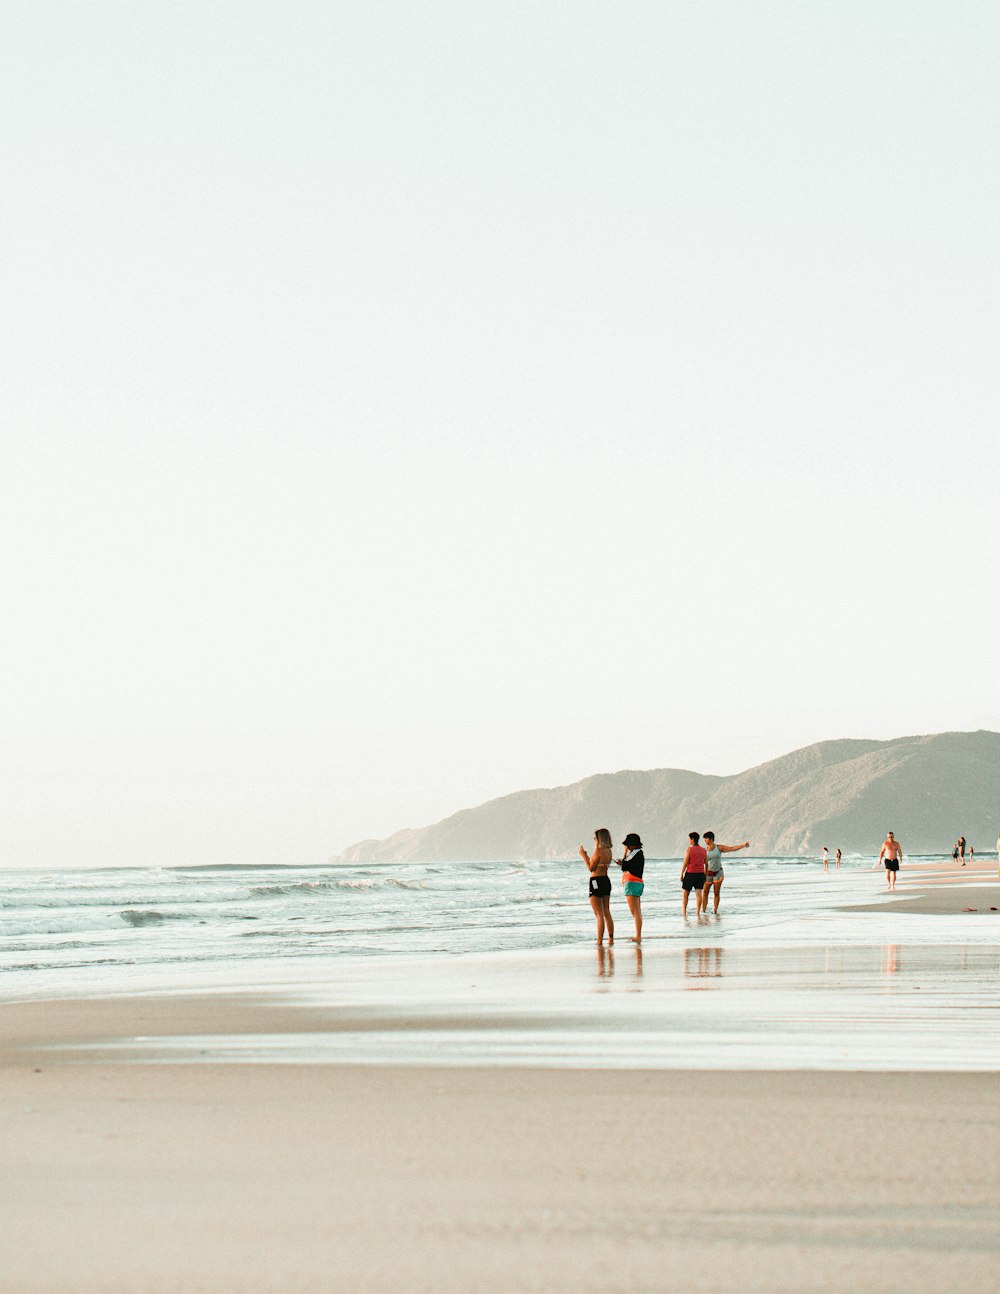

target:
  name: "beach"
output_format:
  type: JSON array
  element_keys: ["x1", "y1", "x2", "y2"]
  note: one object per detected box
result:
[
  {"x1": 4, "y1": 994, "x2": 1000, "y2": 1293},
  {"x1": 3, "y1": 855, "x2": 999, "y2": 1291}
]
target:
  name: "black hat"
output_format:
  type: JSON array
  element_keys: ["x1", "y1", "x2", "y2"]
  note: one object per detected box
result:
[{"x1": 622, "y1": 832, "x2": 642, "y2": 849}]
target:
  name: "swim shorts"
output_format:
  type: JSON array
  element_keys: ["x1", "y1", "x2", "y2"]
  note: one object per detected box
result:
[
  {"x1": 589, "y1": 875, "x2": 612, "y2": 898},
  {"x1": 682, "y1": 873, "x2": 705, "y2": 891},
  {"x1": 704, "y1": 869, "x2": 723, "y2": 885},
  {"x1": 623, "y1": 880, "x2": 644, "y2": 897},
  {"x1": 884, "y1": 859, "x2": 899, "y2": 872}
]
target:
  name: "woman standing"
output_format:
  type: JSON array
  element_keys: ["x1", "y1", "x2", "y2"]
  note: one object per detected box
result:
[
  {"x1": 579, "y1": 828, "x2": 614, "y2": 944},
  {"x1": 681, "y1": 832, "x2": 708, "y2": 916},
  {"x1": 701, "y1": 832, "x2": 750, "y2": 914},
  {"x1": 617, "y1": 832, "x2": 645, "y2": 942}
]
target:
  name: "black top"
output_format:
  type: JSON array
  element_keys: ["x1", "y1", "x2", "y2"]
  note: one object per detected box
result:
[{"x1": 618, "y1": 848, "x2": 645, "y2": 879}]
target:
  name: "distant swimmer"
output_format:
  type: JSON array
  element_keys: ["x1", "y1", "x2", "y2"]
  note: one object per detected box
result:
[
  {"x1": 835, "y1": 847, "x2": 842, "y2": 870},
  {"x1": 822, "y1": 846, "x2": 829, "y2": 871},
  {"x1": 579, "y1": 828, "x2": 614, "y2": 945},
  {"x1": 701, "y1": 832, "x2": 750, "y2": 914},
  {"x1": 617, "y1": 832, "x2": 645, "y2": 942},
  {"x1": 878, "y1": 831, "x2": 903, "y2": 891}
]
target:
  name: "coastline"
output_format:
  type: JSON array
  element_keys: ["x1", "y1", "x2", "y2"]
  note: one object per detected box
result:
[{"x1": 4, "y1": 861, "x2": 1000, "y2": 1291}]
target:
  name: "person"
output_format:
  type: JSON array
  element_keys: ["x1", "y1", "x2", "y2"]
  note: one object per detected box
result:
[
  {"x1": 969, "y1": 845, "x2": 975, "y2": 863},
  {"x1": 822, "y1": 846, "x2": 829, "y2": 871},
  {"x1": 835, "y1": 847, "x2": 842, "y2": 870},
  {"x1": 959, "y1": 835, "x2": 967, "y2": 866},
  {"x1": 878, "y1": 831, "x2": 903, "y2": 890},
  {"x1": 681, "y1": 831, "x2": 708, "y2": 916},
  {"x1": 579, "y1": 828, "x2": 614, "y2": 945},
  {"x1": 701, "y1": 831, "x2": 750, "y2": 914},
  {"x1": 616, "y1": 832, "x2": 645, "y2": 941}
]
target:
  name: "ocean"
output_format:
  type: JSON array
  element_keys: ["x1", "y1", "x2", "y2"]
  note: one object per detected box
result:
[{"x1": 4, "y1": 857, "x2": 999, "y2": 1070}]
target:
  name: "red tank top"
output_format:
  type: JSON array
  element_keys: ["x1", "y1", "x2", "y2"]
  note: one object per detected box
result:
[{"x1": 686, "y1": 845, "x2": 707, "y2": 872}]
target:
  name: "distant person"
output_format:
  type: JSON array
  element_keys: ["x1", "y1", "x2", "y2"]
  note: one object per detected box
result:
[
  {"x1": 681, "y1": 831, "x2": 708, "y2": 916},
  {"x1": 959, "y1": 835, "x2": 967, "y2": 865},
  {"x1": 822, "y1": 846, "x2": 829, "y2": 871},
  {"x1": 617, "y1": 832, "x2": 645, "y2": 942},
  {"x1": 952, "y1": 843, "x2": 960, "y2": 861},
  {"x1": 579, "y1": 828, "x2": 614, "y2": 945},
  {"x1": 878, "y1": 831, "x2": 903, "y2": 890},
  {"x1": 835, "y1": 847, "x2": 842, "y2": 870},
  {"x1": 969, "y1": 845, "x2": 974, "y2": 863},
  {"x1": 701, "y1": 832, "x2": 750, "y2": 914}
]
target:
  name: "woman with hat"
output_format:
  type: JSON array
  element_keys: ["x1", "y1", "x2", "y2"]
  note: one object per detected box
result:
[{"x1": 618, "y1": 832, "x2": 645, "y2": 942}]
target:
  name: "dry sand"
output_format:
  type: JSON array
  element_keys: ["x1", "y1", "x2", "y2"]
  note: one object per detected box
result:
[{"x1": 3, "y1": 994, "x2": 999, "y2": 1293}]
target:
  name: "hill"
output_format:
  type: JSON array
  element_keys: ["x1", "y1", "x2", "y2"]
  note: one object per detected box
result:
[{"x1": 335, "y1": 730, "x2": 1000, "y2": 862}]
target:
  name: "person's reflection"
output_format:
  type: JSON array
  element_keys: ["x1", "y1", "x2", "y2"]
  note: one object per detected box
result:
[
  {"x1": 684, "y1": 946, "x2": 723, "y2": 981},
  {"x1": 882, "y1": 944, "x2": 901, "y2": 976},
  {"x1": 596, "y1": 944, "x2": 615, "y2": 979},
  {"x1": 633, "y1": 944, "x2": 644, "y2": 979}
]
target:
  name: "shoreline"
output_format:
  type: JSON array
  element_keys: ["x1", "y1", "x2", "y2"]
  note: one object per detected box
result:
[{"x1": 5, "y1": 894, "x2": 999, "y2": 1291}]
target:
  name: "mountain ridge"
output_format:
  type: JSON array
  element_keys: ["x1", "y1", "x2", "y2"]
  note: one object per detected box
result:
[{"x1": 334, "y1": 730, "x2": 1000, "y2": 862}]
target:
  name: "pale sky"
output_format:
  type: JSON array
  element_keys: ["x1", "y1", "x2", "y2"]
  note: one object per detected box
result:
[{"x1": 3, "y1": 2, "x2": 998, "y2": 868}]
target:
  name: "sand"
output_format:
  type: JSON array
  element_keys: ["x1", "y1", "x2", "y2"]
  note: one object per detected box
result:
[
  {"x1": 3, "y1": 994, "x2": 999, "y2": 1293},
  {"x1": 848, "y1": 856, "x2": 1000, "y2": 914}
]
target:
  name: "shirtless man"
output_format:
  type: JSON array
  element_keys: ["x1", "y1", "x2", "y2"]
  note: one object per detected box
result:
[{"x1": 878, "y1": 831, "x2": 903, "y2": 890}]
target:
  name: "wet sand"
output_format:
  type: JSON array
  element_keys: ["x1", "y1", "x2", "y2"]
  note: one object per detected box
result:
[
  {"x1": 851, "y1": 883, "x2": 1000, "y2": 914},
  {"x1": 3, "y1": 993, "x2": 1000, "y2": 1293}
]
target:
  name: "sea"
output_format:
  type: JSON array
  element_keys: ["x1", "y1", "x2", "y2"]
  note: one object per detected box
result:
[{"x1": 3, "y1": 856, "x2": 999, "y2": 1070}]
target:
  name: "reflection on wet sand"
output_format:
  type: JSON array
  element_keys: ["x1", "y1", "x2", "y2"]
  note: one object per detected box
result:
[
  {"x1": 684, "y1": 946, "x2": 723, "y2": 982},
  {"x1": 882, "y1": 944, "x2": 901, "y2": 976},
  {"x1": 596, "y1": 945, "x2": 615, "y2": 978}
]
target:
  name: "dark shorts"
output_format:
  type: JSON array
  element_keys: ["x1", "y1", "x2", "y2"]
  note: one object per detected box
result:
[
  {"x1": 589, "y1": 875, "x2": 612, "y2": 898},
  {"x1": 884, "y1": 859, "x2": 899, "y2": 872},
  {"x1": 682, "y1": 873, "x2": 705, "y2": 891}
]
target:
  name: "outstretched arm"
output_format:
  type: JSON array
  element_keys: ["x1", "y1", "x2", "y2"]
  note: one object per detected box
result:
[{"x1": 718, "y1": 840, "x2": 750, "y2": 854}]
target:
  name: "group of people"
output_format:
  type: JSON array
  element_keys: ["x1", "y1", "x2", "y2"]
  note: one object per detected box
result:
[{"x1": 578, "y1": 829, "x2": 751, "y2": 942}]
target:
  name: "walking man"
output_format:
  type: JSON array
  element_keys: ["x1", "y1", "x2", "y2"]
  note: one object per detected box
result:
[{"x1": 878, "y1": 831, "x2": 903, "y2": 890}]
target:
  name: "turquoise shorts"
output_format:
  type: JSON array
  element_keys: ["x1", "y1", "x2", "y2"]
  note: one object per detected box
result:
[{"x1": 623, "y1": 881, "x2": 644, "y2": 897}]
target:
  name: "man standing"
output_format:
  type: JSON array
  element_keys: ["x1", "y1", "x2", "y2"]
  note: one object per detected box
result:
[{"x1": 878, "y1": 831, "x2": 903, "y2": 890}]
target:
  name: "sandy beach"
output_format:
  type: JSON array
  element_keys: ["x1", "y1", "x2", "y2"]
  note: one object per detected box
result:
[
  {"x1": 5, "y1": 856, "x2": 1000, "y2": 1291},
  {"x1": 3, "y1": 991, "x2": 999, "y2": 1294}
]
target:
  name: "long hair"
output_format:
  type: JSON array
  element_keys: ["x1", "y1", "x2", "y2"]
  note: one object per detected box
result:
[{"x1": 594, "y1": 827, "x2": 612, "y2": 850}]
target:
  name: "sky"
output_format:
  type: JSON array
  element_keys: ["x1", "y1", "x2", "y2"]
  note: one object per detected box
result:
[{"x1": 3, "y1": 1, "x2": 998, "y2": 868}]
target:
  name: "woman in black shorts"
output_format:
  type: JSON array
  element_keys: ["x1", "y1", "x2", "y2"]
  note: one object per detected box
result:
[{"x1": 579, "y1": 828, "x2": 614, "y2": 944}]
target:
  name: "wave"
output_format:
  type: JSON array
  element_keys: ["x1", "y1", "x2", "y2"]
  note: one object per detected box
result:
[
  {"x1": 249, "y1": 881, "x2": 340, "y2": 896},
  {"x1": 117, "y1": 909, "x2": 185, "y2": 927},
  {"x1": 385, "y1": 878, "x2": 428, "y2": 891}
]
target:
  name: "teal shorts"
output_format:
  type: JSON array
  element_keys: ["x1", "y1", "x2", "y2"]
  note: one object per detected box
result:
[{"x1": 623, "y1": 881, "x2": 644, "y2": 897}]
